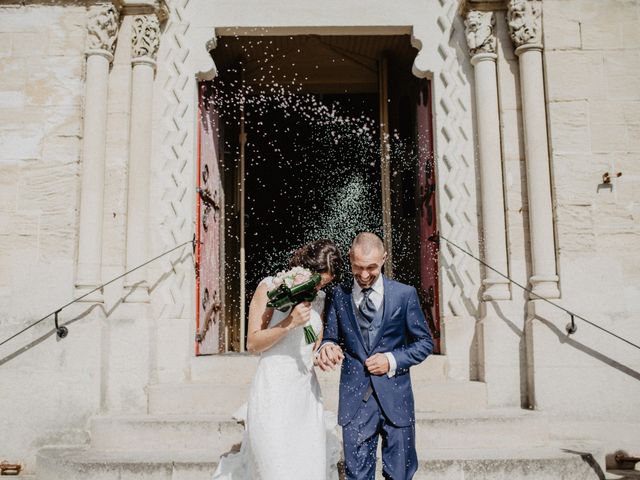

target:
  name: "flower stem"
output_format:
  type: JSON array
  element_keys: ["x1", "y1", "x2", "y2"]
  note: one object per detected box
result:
[{"x1": 303, "y1": 325, "x2": 317, "y2": 344}]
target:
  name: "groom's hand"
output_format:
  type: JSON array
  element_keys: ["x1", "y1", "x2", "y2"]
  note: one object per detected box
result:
[
  {"x1": 365, "y1": 353, "x2": 390, "y2": 376},
  {"x1": 316, "y1": 344, "x2": 344, "y2": 371}
]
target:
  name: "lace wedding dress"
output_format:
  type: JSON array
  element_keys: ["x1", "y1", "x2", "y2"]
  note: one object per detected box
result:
[{"x1": 212, "y1": 277, "x2": 341, "y2": 480}]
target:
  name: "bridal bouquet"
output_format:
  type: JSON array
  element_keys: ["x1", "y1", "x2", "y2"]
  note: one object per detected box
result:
[{"x1": 267, "y1": 267, "x2": 321, "y2": 344}]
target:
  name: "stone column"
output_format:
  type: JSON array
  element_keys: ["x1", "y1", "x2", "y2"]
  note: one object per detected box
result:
[
  {"x1": 507, "y1": 0, "x2": 560, "y2": 299},
  {"x1": 124, "y1": 14, "x2": 160, "y2": 302},
  {"x1": 465, "y1": 10, "x2": 510, "y2": 301},
  {"x1": 465, "y1": 9, "x2": 520, "y2": 407},
  {"x1": 75, "y1": 4, "x2": 120, "y2": 301}
]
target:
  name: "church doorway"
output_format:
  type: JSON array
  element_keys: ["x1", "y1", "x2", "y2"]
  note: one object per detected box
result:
[{"x1": 195, "y1": 34, "x2": 440, "y2": 354}]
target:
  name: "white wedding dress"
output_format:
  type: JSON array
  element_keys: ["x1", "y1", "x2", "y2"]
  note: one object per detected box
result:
[{"x1": 212, "y1": 277, "x2": 341, "y2": 480}]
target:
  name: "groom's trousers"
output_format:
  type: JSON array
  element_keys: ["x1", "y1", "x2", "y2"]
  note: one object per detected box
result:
[{"x1": 342, "y1": 390, "x2": 418, "y2": 480}]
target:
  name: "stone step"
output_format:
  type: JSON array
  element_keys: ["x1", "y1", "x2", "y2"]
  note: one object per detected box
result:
[
  {"x1": 189, "y1": 352, "x2": 449, "y2": 384},
  {"x1": 36, "y1": 447, "x2": 217, "y2": 480},
  {"x1": 414, "y1": 408, "x2": 550, "y2": 449},
  {"x1": 147, "y1": 382, "x2": 252, "y2": 416},
  {"x1": 148, "y1": 379, "x2": 487, "y2": 416},
  {"x1": 90, "y1": 414, "x2": 243, "y2": 456},
  {"x1": 411, "y1": 443, "x2": 605, "y2": 479},
  {"x1": 90, "y1": 408, "x2": 542, "y2": 454},
  {"x1": 88, "y1": 414, "x2": 227, "y2": 455},
  {"x1": 190, "y1": 353, "x2": 259, "y2": 383},
  {"x1": 323, "y1": 380, "x2": 488, "y2": 413},
  {"x1": 37, "y1": 443, "x2": 604, "y2": 480}
]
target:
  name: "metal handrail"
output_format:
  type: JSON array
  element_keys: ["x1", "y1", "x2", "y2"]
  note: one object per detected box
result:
[
  {"x1": 0, "y1": 239, "x2": 195, "y2": 347},
  {"x1": 4, "y1": 233, "x2": 637, "y2": 352},
  {"x1": 431, "y1": 233, "x2": 640, "y2": 351}
]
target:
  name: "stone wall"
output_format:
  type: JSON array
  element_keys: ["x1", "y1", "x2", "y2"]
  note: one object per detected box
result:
[
  {"x1": 0, "y1": 4, "x2": 99, "y2": 471},
  {"x1": 528, "y1": 0, "x2": 640, "y2": 420},
  {"x1": 0, "y1": 3, "x2": 198, "y2": 469},
  {"x1": 1, "y1": 0, "x2": 639, "y2": 471}
]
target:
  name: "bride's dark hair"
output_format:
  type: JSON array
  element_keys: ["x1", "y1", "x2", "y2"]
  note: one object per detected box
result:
[{"x1": 289, "y1": 239, "x2": 342, "y2": 280}]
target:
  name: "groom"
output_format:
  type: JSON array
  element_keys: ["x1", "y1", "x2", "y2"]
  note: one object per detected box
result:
[{"x1": 316, "y1": 232, "x2": 433, "y2": 480}]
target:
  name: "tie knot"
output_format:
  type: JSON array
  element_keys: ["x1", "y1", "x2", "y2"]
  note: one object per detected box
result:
[{"x1": 361, "y1": 287, "x2": 372, "y2": 297}]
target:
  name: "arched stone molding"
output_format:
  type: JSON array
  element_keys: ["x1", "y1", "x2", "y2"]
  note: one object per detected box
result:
[
  {"x1": 411, "y1": 5, "x2": 479, "y2": 323},
  {"x1": 507, "y1": 0, "x2": 560, "y2": 300},
  {"x1": 150, "y1": 1, "x2": 480, "y2": 378},
  {"x1": 405, "y1": 3, "x2": 480, "y2": 383},
  {"x1": 151, "y1": 0, "x2": 219, "y2": 323},
  {"x1": 76, "y1": 3, "x2": 121, "y2": 302}
]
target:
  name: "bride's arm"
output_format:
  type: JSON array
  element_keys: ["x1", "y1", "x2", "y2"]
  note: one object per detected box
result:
[
  {"x1": 246, "y1": 282, "x2": 311, "y2": 354},
  {"x1": 312, "y1": 324, "x2": 324, "y2": 352}
]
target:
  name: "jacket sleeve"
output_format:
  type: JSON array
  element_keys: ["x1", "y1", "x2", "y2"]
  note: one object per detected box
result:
[
  {"x1": 320, "y1": 291, "x2": 340, "y2": 348},
  {"x1": 391, "y1": 287, "x2": 434, "y2": 371}
]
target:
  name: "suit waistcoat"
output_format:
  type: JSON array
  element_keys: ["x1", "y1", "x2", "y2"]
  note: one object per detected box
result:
[{"x1": 351, "y1": 294, "x2": 385, "y2": 351}]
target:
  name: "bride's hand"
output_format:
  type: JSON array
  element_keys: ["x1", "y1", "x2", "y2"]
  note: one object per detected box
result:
[
  {"x1": 317, "y1": 344, "x2": 344, "y2": 371},
  {"x1": 288, "y1": 302, "x2": 312, "y2": 328}
]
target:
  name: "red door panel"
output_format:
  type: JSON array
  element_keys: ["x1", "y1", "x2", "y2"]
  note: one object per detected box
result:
[
  {"x1": 196, "y1": 82, "x2": 223, "y2": 355},
  {"x1": 417, "y1": 79, "x2": 441, "y2": 353}
]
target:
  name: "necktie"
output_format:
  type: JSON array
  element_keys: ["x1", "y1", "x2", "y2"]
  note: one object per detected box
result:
[{"x1": 359, "y1": 288, "x2": 377, "y2": 323}]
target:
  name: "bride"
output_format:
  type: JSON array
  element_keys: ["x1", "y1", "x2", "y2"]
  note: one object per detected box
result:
[{"x1": 213, "y1": 239, "x2": 343, "y2": 480}]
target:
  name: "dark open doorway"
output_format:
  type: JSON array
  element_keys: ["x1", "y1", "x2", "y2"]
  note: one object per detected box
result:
[
  {"x1": 195, "y1": 35, "x2": 440, "y2": 354},
  {"x1": 244, "y1": 92, "x2": 382, "y2": 289}
]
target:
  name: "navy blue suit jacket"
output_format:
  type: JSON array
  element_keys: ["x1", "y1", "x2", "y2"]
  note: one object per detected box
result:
[{"x1": 322, "y1": 276, "x2": 434, "y2": 427}]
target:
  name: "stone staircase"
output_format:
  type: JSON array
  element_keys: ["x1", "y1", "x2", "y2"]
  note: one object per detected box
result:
[{"x1": 35, "y1": 354, "x2": 606, "y2": 479}]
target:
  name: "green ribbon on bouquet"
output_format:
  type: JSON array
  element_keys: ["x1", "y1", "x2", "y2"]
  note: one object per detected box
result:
[{"x1": 303, "y1": 325, "x2": 318, "y2": 345}]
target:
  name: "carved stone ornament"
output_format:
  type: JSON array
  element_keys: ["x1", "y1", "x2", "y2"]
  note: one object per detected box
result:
[
  {"x1": 132, "y1": 15, "x2": 160, "y2": 60},
  {"x1": 86, "y1": 4, "x2": 120, "y2": 55},
  {"x1": 464, "y1": 10, "x2": 496, "y2": 56},
  {"x1": 507, "y1": 0, "x2": 542, "y2": 47}
]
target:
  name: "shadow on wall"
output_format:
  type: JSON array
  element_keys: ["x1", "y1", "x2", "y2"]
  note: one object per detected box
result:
[
  {"x1": 536, "y1": 317, "x2": 640, "y2": 382},
  {"x1": 489, "y1": 300, "x2": 529, "y2": 407},
  {"x1": 438, "y1": 250, "x2": 480, "y2": 381},
  {"x1": 0, "y1": 303, "x2": 101, "y2": 367},
  {"x1": 0, "y1": 250, "x2": 193, "y2": 367}
]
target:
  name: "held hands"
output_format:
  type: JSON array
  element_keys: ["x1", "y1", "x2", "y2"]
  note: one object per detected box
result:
[
  {"x1": 315, "y1": 344, "x2": 344, "y2": 371},
  {"x1": 288, "y1": 301, "x2": 312, "y2": 328},
  {"x1": 365, "y1": 353, "x2": 390, "y2": 376}
]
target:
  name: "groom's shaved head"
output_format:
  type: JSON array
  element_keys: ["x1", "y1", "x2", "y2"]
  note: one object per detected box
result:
[
  {"x1": 351, "y1": 232, "x2": 384, "y2": 255},
  {"x1": 350, "y1": 233, "x2": 386, "y2": 288}
]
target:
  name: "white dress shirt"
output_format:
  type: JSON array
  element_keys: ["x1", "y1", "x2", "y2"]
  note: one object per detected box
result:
[{"x1": 352, "y1": 275, "x2": 397, "y2": 378}]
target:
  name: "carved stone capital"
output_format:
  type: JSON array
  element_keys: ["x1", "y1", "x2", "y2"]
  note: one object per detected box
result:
[
  {"x1": 86, "y1": 4, "x2": 120, "y2": 59},
  {"x1": 465, "y1": 10, "x2": 496, "y2": 57},
  {"x1": 131, "y1": 14, "x2": 160, "y2": 62},
  {"x1": 506, "y1": 0, "x2": 542, "y2": 48}
]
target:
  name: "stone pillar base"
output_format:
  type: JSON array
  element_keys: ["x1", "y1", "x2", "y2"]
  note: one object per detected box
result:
[
  {"x1": 478, "y1": 301, "x2": 526, "y2": 408},
  {"x1": 103, "y1": 303, "x2": 151, "y2": 413},
  {"x1": 482, "y1": 277, "x2": 511, "y2": 301},
  {"x1": 440, "y1": 314, "x2": 478, "y2": 381},
  {"x1": 530, "y1": 274, "x2": 560, "y2": 299}
]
